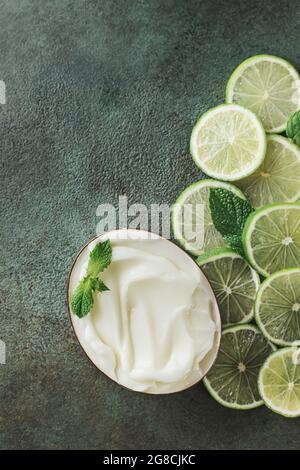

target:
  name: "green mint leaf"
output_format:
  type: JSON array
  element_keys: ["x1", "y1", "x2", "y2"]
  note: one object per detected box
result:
[
  {"x1": 72, "y1": 240, "x2": 112, "y2": 318},
  {"x1": 91, "y1": 277, "x2": 110, "y2": 292},
  {"x1": 209, "y1": 188, "x2": 253, "y2": 256},
  {"x1": 287, "y1": 110, "x2": 300, "y2": 147},
  {"x1": 223, "y1": 234, "x2": 244, "y2": 257},
  {"x1": 71, "y1": 276, "x2": 94, "y2": 318},
  {"x1": 87, "y1": 240, "x2": 112, "y2": 277},
  {"x1": 209, "y1": 188, "x2": 253, "y2": 235}
]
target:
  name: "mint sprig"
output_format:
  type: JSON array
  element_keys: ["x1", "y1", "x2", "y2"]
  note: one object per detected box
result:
[
  {"x1": 287, "y1": 109, "x2": 300, "y2": 147},
  {"x1": 209, "y1": 188, "x2": 253, "y2": 256},
  {"x1": 71, "y1": 240, "x2": 112, "y2": 318}
]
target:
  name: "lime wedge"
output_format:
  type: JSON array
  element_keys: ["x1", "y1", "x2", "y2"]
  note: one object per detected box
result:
[
  {"x1": 243, "y1": 203, "x2": 300, "y2": 277},
  {"x1": 197, "y1": 248, "x2": 260, "y2": 327},
  {"x1": 236, "y1": 135, "x2": 300, "y2": 208},
  {"x1": 204, "y1": 325, "x2": 275, "y2": 409},
  {"x1": 255, "y1": 269, "x2": 300, "y2": 347},
  {"x1": 172, "y1": 180, "x2": 246, "y2": 255},
  {"x1": 226, "y1": 55, "x2": 300, "y2": 133},
  {"x1": 190, "y1": 104, "x2": 266, "y2": 181},
  {"x1": 258, "y1": 348, "x2": 300, "y2": 417}
]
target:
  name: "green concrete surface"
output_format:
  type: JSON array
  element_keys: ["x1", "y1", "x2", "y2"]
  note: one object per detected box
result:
[{"x1": 1, "y1": 0, "x2": 300, "y2": 450}]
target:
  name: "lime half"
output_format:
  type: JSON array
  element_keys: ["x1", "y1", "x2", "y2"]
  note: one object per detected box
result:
[
  {"x1": 236, "y1": 135, "x2": 300, "y2": 208},
  {"x1": 197, "y1": 248, "x2": 260, "y2": 327},
  {"x1": 172, "y1": 180, "x2": 246, "y2": 255},
  {"x1": 243, "y1": 203, "x2": 300, "y2": 277},
  {"x1": 204, "y1": 325, "x2": 275, "y2": 409},
  {"x1": 226, "y1": 55, "x2": 300, "y2": 133},
  {"x1": 255, "y1": 269, "x2": 300, "y2": 347},
  {"x1": 190, "y1": 104, "x2": 266, "y2": 181},
  {"x1": 259, "y1": 348, "x2": 300, "y2": 418}
]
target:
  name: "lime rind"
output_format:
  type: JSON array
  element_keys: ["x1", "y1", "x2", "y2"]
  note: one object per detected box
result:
[
  {"x1": 255, "y1": 268, "x2": 300, "y2": 347},
  {"x1": 204, "y1": 324, "x2": 276, "y2": 410},
  {"x1": 242, "y1": 202, "x2": 300, "y2": 277},
  {"x1": 258, "y1": 347, "x2": 300, "y2": 418},
  {"x1": 196, "y1": 246, "x2": 238, "y2": 265},
  {"x1": 197, "y1": 248, "x2": 260, "y2": 326},
  {"x1": 190, "y1": 103, "x2": 267, "y2": 182},
  {"x1": 172, "y1": 179, "x2": 246, "y2": 256},
  {"x1": 226, "y1": 54, "x2": 300, "y2": 133}
]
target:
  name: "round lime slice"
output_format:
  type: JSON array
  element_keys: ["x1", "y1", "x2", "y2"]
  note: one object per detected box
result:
[
  {"x1": 172, "y1": 180, "x2": 246, "y2": 255},
  {"x1": 197, "y1": 248, "x2": 260, "y2": 327},
  {"x1": 226, "y1": 55, "x2": 300, "y2": 133},
  {"x1": 243, "y1": 203, "x2": 300, "y2": 277},
  {"x1": 255, "y1": 269, "x2": 300, "y2": 347},
  {"x1": 259, "y1": 347, "x2": 300, "y2": 418},
  {"x1": 236, "y1": 135, "x2": 300, "y2": 208},
  {"x1": 190, "y1": 104, "x2": 266, "y2": 182},
  {"x1": 204, "y1": 325, "x2": 276, "y2": 409}
]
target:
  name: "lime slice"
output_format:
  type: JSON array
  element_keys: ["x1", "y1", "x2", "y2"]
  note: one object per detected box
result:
[
  {"x1": 258, "y1": 348, "x2": 300, "y2": 417},
  {"x1": 226, "y1": 55, "x2": 300, "y2": 133},
  {"x1": 243, "y1": 203, "x2": 300, "y2": 277},
  {"x1": 236, "y1": 135, "x2": 300, "y2": 208},
  {"x1": 204, "y1": 325, "x2": 276, "y2": 409},
  {"x1": 172, "y1": 180, "x2": 246, "y2": 255},
  {"x1": 190, "y1": 104, "x2": 266, "y2": 182},
  {"x1": 255, "y1": 269, "x2": 300, "y2": 347},
  {"x1": 197, "y1": 248, "x2": 260, "y2": 327}
]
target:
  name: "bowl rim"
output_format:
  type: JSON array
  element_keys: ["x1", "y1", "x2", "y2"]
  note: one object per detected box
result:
[{"x1": 66, "y1": 228, "x2": 221, "y2": 395}]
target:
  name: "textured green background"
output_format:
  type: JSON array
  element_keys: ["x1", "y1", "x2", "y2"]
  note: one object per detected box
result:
[{"x1": 1, "y1": 0, "x2": 300, "y2": 450}]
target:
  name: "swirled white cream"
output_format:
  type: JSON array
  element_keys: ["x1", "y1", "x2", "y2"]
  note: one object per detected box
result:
[{"x1": 69, "y1": 230, "x2": 220, "y2": 394}]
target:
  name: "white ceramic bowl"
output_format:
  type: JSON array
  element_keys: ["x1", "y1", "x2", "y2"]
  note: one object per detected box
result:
[{"x1": 67, "y1": 229, "x2": 221, "y2": 394}]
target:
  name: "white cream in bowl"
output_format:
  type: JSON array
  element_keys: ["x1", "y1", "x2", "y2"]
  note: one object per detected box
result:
[{"x1": 68, "y1": 230, "x2": 221, "y2": 394}]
